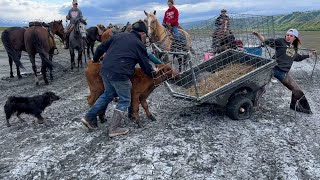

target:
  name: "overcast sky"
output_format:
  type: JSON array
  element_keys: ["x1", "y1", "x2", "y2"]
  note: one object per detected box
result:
[{"x1": 0, "y1": 0, "x2": 319, "y2": 27}]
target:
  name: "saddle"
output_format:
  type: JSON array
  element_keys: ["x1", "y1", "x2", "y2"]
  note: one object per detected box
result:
[{"x1": 29, "y1": 21, "x2": 55, "y2": 44}]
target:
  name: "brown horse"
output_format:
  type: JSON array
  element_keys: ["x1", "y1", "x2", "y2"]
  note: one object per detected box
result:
[
  {"x1": 1, "y1": 20, "x2": 64, "y2": 79},
  {"x1": 24, "y1": 21, "x2": 64, "y2": 85},
  {"x1": 100, "y1": 23, "x2": 131, "y2": 42},
  {"x1": 144, "y1": 10, "x2": 192, "y2": 72}
]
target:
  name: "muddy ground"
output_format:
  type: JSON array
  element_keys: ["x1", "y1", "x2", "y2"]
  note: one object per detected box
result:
[{"x1": 0, "y1": 45, "x2": 319, "y2": 180}]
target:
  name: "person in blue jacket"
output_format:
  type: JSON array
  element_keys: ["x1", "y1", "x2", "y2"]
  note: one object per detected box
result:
[{"x1": 81, "y1": 20, "x2": 158, "y2": 137}]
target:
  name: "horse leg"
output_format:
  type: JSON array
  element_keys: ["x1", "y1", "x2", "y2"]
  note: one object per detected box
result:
[
  {"x1": 41, "y1": 60, "x2": 49, "y2": 85},
  {"x1": 49, "y1": 49, "x2": 54, "y2": 80},
  {"x1": 140, "y1": 95, "x2": 156, "y2": 122},
  {"x1": 131, "y1": 94, "x2": 142, "y2": 127},
  {"x1": 9, "y1": 56, "x2": 14, "y2": 78},
  {"x1": 90, "y1": 44, "x2": 94, "y2": 60},
  {"x1": 69, "y1": 48, "x2": 75, "y2": 70},
  {"x1": 78, "y1": 48, "x2": 83, "y2": 70},
  {"x1": 177, "y1": 56, "x2": 183, "y2": 72},
  {"x1": 29, "y1": 54, "x2": 39, "y2": 85},
  {"x1": 16, "y1": 52, "x2": 22, "y2": 78}
]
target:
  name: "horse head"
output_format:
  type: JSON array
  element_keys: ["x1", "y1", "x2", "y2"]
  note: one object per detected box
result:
[
  {"x1": 155, "y1": 64, "x2": 179, "y2": 81},
  {"x1": 50, "y1": 20, "x2": 65, "y2": 42},
  {"x1": 144, "y1": 10, "x2": 162, "y2": 40},
  {"x1": 76, "y1": 19, "x2": 87, "y2": 38}
]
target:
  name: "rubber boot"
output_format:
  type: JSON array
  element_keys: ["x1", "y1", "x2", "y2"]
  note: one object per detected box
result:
[
  {"x1": 108, "y1": 109, "x2": 129, "y2": 137},
  {"x1": 254, "y1": 86, "x2": 266, "y2": 107},
  {"x1": 282, "y1": 74, "x2": 312, "y2": 114}
]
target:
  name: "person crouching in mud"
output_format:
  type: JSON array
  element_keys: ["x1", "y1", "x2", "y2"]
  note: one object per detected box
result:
[{"x1": 253, "y1": 29, "x2": 317, "y2": 114}]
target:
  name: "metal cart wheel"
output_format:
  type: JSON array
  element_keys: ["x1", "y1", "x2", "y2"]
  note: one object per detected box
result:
[{"x1": 226, "y1": 95, "x2": 253, "y2": 120}]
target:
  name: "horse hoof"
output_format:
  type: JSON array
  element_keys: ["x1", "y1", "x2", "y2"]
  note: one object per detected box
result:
[
  {"x1": 148, "y1": 115, "x2": 157, "y2": 121},
  {"x1": 137, "y1": 121, "x2": 143, "y2": 128}
]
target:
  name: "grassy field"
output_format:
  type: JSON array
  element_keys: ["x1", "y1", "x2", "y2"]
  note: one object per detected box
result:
[
  {"x1": 299, "y1": 31, "x2": 320, "y2": 52},
  {"x1": 0, "y1": 27, "x2": 9, "y2": 31}
]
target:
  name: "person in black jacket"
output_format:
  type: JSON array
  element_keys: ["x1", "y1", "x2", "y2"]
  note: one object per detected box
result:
[
  {"x1": 253, "y1": 29, "x2": 316, "y2": 113},
  {"x1": 81, "y1": 20, "x2": 157, "y2": 137}
]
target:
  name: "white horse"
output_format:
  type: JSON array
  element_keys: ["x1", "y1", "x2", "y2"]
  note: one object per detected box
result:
[{"x1": 69, "y1": 19, "x2": 87, "y2": 70}]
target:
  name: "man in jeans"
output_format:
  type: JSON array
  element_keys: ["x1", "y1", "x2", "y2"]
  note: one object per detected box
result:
[{"x1": 81, "y1": 20, "x2": 157, "y2": 137}]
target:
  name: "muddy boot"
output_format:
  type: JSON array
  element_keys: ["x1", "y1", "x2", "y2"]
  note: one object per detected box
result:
[
  {"x1": 108, "y1": 109, "x2": 129, "y2": 138},
  {"x1": 254, "y1": 86, "x2": 266, "y2": 107},
  {"x1": 282, "y1": 74, "x2": 312, "y2": 114}
]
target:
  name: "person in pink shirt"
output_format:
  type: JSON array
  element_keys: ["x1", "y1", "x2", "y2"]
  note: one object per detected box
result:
[{"x1": 162, "y1": 0, "x2": 179, "y2": 35}]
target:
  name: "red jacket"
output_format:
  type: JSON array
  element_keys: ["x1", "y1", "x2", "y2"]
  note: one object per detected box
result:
[{"x1": 163, "y1": 6, "x2": 179, "y2": 26}]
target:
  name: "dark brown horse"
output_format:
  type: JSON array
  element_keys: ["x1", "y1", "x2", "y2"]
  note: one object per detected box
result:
[
  {"x1": 85, "y1": 24, "x2": 106, "y2": 59},
  {"x1": 1, "y1": 20, "x2": 65, "y2": 79},
  {"x1": 1, "y1": 27, "x2": 26, "y2": 78},
  {"x1": 24, "y1": 21, "x2": 64, "y2": 85}
]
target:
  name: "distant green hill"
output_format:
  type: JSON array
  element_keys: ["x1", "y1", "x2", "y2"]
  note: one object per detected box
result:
[
  {"x1": 273, "y1": 10, "x2": 320, "y2": 31},
  {"x1": 183, "y1": 10, "x2": 320, "y2": 31}
]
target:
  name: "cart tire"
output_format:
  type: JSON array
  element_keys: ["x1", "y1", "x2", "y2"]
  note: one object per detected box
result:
[{"x1": 226, "y1": 96, "x2": 253, "y2": 120}]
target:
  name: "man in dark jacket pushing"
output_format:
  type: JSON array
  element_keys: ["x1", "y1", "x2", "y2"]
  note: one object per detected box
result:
[{"x1": 81, "y1": 20, "x2": 157, "y2": 137}]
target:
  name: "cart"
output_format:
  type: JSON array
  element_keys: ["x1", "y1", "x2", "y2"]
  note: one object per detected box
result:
[{"x1": 165, "y1": 49, "x2": 277, "y2": 120}]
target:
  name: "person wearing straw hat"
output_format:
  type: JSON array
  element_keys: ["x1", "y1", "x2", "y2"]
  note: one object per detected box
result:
[
  {"x1": 81, "y1": 20, "x2": 158, "y2": 137},
  {"x1": 253, "y1": 29, "x2": 317, "y2": 113},
  {"x1": 64, "y1": 0, "x2": 83, "y2": 49}
]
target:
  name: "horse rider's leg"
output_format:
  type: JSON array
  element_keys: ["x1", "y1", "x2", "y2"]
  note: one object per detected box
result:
[
  {"x1": 29, "y1": 54, "x2": 39, "y2": 85},
  {"x1": 9, "y1": 56, "x2": 14, "y2": 78},
  {"x1": 172, "y1": 26, "x2": 179, "y2": 36},
  {"x1": 41, "y1": 62, "x2": 49, "y2": 85},
  {"x1": 69, "y1": 48, "x2": 75, "y2": 70}
]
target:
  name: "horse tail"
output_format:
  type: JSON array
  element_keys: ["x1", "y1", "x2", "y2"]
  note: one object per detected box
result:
[
  {"x1": 31, "y1": 30, "x2": 53, "y2": 70},
  {"x1": 1, "y1": 29, "x2": 24, "y2": 68}
]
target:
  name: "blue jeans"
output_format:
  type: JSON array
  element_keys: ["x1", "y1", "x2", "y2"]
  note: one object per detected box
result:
[
  {"x1": 85, "y1": 75, "x2": 132, "y2": 124},
  {"x1": 273, "y1": 68, "x2": 286, "y2": 82},
  {"x1": 172, "y1": 26, "x2": 178, "y2": 35}
]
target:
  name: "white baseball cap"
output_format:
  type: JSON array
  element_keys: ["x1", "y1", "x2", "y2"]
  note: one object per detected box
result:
[{"x1": 286, "y1": 29, "x2": 299, "y2": 38}]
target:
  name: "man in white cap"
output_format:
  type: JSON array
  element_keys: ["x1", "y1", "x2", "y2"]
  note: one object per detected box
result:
[
  {"x1": 253, "y1": 29, "x2": 317, "y2": 113},
  {"x1": 64, "y1": 0, "x2": 83, "y2": 49}
]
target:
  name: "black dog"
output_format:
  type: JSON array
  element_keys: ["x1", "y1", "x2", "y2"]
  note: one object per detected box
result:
[{"x1": 4, "y1": 91, "x2": 60, "y2": 127}]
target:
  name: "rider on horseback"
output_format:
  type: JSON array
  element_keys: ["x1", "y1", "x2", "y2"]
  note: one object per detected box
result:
[
  {"x1": 162, "y1": 0, "x2": 179, "y2": 36},
  {"x1": 215, "y1": 9, "x2": 230, "y2": 32},
  {"x1": 64, "y1": 0, "x2": 83, "y2": 49}
]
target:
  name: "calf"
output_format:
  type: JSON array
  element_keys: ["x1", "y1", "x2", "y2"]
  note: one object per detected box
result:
[{"x1": 85, "y1": 60, "x2": 178, "y2": 127}]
